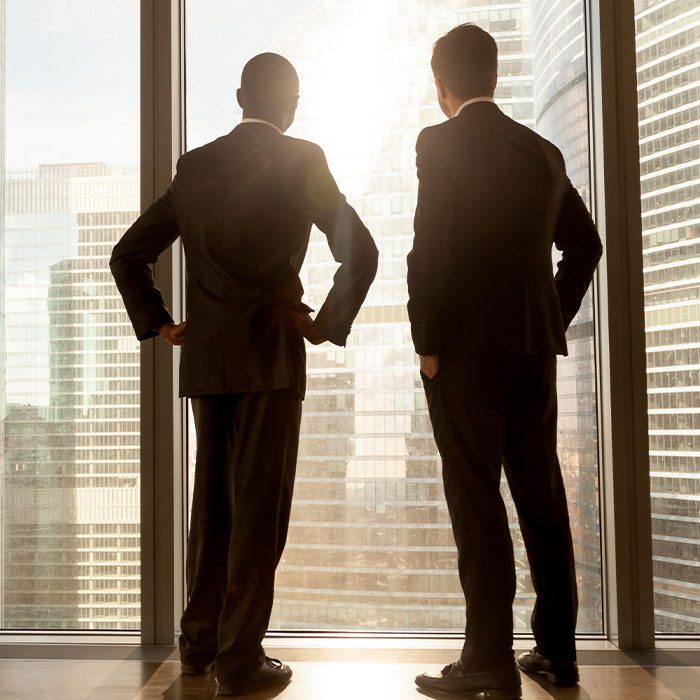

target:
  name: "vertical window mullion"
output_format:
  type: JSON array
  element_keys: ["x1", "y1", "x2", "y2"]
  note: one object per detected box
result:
[{"x1": 139, "y1": 0, "x2": 184, "y2": 646}]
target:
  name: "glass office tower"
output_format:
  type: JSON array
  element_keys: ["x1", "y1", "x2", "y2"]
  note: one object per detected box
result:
[
  {"x1": 531, "y1": 0, "x2": 601, "y2": 634},
  {"x1": 1, "y1": 164, "x2": 140, "y2": 628},
  {"x1": 635, "y1": 0, "x2": 700, "y2": 633}
]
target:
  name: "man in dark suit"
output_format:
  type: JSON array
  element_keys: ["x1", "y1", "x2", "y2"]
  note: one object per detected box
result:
[
  {"x1": 408, "y1": 25, "x2": 602, "y2": 699},
  {"x1": 110, "y1": 53, "x2": 377, "y2": 696}
]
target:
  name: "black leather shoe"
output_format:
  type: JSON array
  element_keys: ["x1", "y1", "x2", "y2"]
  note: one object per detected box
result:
[
  {"x1": 181, "y1": 661, "x2": 214, "y2": 675},
  {"x1": 217, "y1": 657, "x2": 292, "y2": 696},
  {"x1": 517, "y1": 647, "x2": 579, "y2": 686},
  {"x1": 415, "y1": 659, "x2": 521, "y2": 699}
]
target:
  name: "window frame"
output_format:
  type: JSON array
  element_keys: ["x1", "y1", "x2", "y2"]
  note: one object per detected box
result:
[{"x1": 136, "y1": 0, "x2": 665, "y2": 648}]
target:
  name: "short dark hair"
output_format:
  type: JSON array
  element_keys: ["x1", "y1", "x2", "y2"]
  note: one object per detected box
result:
[
  {"x1": 240, "y1": 53, "x2": 299, "y2": 110},
  {"x1": 431, "y1": 24, "x2": 498, "y2": 99}
]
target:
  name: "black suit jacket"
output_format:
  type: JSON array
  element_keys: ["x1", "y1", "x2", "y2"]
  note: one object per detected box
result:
[
  {"x1": 111, "y1": 123, "x2": 378, "y2": 398},
  {"x1": 407, "y1": 102, "x2": 602, "y2": 358}
]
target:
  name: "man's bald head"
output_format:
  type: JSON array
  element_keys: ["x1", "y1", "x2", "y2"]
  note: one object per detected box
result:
[{"x1": 237, "y1": 53, "x2": 299, "y2": 129}]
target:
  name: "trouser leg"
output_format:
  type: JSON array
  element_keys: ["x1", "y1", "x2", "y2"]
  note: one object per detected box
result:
[
  {"x1": 179, "y1": 395, "x2": 233, "y2": 667},
  {"x1": 502, "y1": 355, "x2": 578, "y2": 663},
  {"x1": 215, "y1": 388, "x2": 302, "y2": 684},
  {"x1": 424, "y1": 357, "x2": 517, "y2": 670}
]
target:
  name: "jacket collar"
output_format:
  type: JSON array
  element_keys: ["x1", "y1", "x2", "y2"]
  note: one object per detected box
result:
[{"x1": 238, "y1": 118, "x2": 283, "y2": 135}]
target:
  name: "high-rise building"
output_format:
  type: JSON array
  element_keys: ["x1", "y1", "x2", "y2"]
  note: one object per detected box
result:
[
  {"x1": 254, "y1": 0, "x2": 603, "y2": 632},
  {"x1": 1, "y1": 163, "x2": 140, "y2": 629},
  {"x1": 531, "y1": 0, "x2": 602, "y2": 633},
  {"x1": 635, "y1": 0, "x2": 700, "y2": 633}
]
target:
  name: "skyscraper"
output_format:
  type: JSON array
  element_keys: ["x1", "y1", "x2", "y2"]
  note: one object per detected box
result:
[
  {"x1": 531, "y1": 0, "x2": 602, "y2": 634},
  {"x1": 635, "y1": 0, "x2": 700, "y2": 633},
  {"x1": 2, "y1": 163, "x2": 140, "y2": 629}
]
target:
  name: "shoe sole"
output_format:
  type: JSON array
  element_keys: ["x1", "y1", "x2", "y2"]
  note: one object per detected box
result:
[
  {"x1": 415, "y1": 683, "x2": 521, "y2": 699},
  {"x1": 217, "y1": 676, "x2": 292, "y2": 696},
  {"x1": 517, "y1": 662, "x2": 578, "y2": 687},
  {"x1": 181, "y1": 663, "x2": 214, "y2": 676}
]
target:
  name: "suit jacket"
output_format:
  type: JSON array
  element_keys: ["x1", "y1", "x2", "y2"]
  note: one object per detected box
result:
[
  {"x1": 111, "y1": 123, "x2": 378, "y2": 398},
  {"x1": 407, "y1": 102, "x2": 602, "y2": 358}
]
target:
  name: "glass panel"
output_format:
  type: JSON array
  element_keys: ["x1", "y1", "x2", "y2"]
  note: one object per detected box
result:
[
  {"x1": 1, "y1": 0, "x2": 140, "y2": 630},
  {"x1": 634, "y1": 0, "x2": 700, "y2": 634},
  {"x1": 186, "y1": 0, "x2": 602, "y2": 632}
]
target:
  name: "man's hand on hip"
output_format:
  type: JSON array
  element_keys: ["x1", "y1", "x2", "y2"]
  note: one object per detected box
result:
[
  {"x1": 287, "y1": 311, "x2": 326, "y2": 345},
  {"x1": 420, "y1": 354, "x2": 440, "y2": 379},
  {"x1": 158, "y1": 322, "x2": 187, "y2": 346}
]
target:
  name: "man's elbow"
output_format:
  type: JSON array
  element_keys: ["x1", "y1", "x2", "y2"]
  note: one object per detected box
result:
[
  {"x1": 368, "y1": 238, "x2": 379, "y2": 272},
  {"x1": 109, "y1": 244, "x2": 130, "y2": 284},
  {"x1": 361, "y1": 238, "x2": 379, "y2": 285},
  {"x1": 594, "y1": 238, "x2": 603, "y2": 264},
  {"x1": 589, "y1": 232, "x2": 603, "y2": 269},
  {"x1": 109, "y1": 246, "x2": 122, "y2": 276}
]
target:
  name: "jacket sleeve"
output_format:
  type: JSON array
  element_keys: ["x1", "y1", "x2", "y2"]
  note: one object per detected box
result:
[
  {"x1": 110, "y1": 175, "x2": 181, "y2": 341},
  {"x1": 553, "y1": 175, "x2": 603, "y2": 330},
  {"x1": 298, "y1": 145, "x2": 378, "y2": 346},
  {"x1": 406, "y1": 129, "x2": 455, "y2": 356}
]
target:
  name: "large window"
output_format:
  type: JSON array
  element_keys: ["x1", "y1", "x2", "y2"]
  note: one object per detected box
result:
[
  {"x1": 186, "y1": 0, "x2": 603, "y2": 633},
  {"x1": 0, "y1": 0, "x2": 140, "y2": 630},
  {"x1": 3, "y1": 0, "x2": 692, "y2": 643},
  {"x1": 635, "y1": 0, "x2": 700, "y2": 634}
]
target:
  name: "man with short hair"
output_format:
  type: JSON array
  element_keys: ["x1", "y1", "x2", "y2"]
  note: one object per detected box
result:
[
  {"x1": 409, "y1": 24, "x2": 602, "y2": 698},
  {"x1": 111, "y1": 53, "x2": 377, "y2": 696}
]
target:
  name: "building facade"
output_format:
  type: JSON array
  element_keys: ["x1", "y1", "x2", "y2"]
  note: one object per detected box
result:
[
  {"x1": 1, "y1": 164, "x2": 140, "y2": 629},
  {"x1": 531, "y1": 0, "x2": 602, "y2": 635},
  {"x1": 635, "y1": 0, "x2": 700, "y2": 633}
]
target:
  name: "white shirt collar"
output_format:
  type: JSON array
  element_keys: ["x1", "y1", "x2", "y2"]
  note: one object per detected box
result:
[
  {"x1": 454, "y1": 96, "x2": 496, "y2": 118},
  {"x1": 239, "y1": 117, "x2": 283, "y2": 135}
]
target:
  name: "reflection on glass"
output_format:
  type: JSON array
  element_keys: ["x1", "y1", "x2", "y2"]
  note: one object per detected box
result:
[
  {"x1": 635, "y1": 0, "x2": 700, "y2": 634},
  {"x1": 186, "y1": 0, "x2": 602, "y2": 632},
  {"x1": 0, "y1": 0, "x2": 140, "y2": 629}
]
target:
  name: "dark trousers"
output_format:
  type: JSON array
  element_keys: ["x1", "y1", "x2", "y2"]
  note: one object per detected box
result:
[
  {"x1": 179, "y1": 389, "x2": 302, "y2": 684},
  {"x1": 423, "y1": 354, "x2": 578, "y2": 669}
]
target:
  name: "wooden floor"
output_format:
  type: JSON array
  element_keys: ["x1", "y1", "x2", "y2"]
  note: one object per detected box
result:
[{"x1": 0, "y1": 644, "x2": 698, "y2": 700}]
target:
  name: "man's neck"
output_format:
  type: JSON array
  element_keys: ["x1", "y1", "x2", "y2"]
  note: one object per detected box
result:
[
  {"x1": 241, "y1": 112, "x2": 285, "y2": 132},
  {"x1": 452, "y1": 95, "x2": 496, "y2": 118}
]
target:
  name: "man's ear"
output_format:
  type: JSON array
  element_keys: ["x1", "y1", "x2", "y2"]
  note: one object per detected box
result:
[
  {"x1": 236, "y1": 88, "x2": 245, "y2": 110},
  {"x1": 435, "y1": 76, "x2": 448, "y2": 100}
]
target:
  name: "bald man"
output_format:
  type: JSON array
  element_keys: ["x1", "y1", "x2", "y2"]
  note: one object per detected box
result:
[{"x1": 111, "y1": 53, "x2": 377, "y2": 695}]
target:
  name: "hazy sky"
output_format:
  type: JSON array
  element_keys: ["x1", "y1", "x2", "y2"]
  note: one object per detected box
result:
[
  {"x1": 3, "y1": 0, "x2": 320, "y2": 169},
  {"x1": 185, "y1": 0, "x2": 319, "y2": 149},
  {"x1": 5, "y1": 0, "x2": 139, "y2": 169}
]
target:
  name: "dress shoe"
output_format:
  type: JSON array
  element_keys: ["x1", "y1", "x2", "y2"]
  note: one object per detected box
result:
[
  {"x1": 217, "y1": 657, "x2": 292, "y2": 696},
  {"x1": 517, "y1": 647, "x2": 579, "y2": 686},
  {"x1": 415, "y1": 659, "x2": 521, "y2": 699},
  {"x1": 181, "y1": 661, "x2": 214, "y2": 675}
]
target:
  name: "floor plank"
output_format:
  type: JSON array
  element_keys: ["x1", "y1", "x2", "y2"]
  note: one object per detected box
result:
[{"x1": 0, "y1": 654, "x2": 698, "y2": 700}]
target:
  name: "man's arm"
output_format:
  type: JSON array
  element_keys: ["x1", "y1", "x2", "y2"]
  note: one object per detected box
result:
[
  {"x1": 553, "y1": 178, "x2": 603, "y2": 329},
  {"x1": 407, "y1": 128, "x2": 455, "y2": 357},
  {"x1": 297, "y1": 145, "x2": 378, "y2": 346},
  {"x1": 110, "y1": 176, "x2": 181, "y2": 341}
]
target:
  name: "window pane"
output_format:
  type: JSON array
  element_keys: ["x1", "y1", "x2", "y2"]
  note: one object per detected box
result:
[
  {"x1": 635, "y1": 0, "x2": 700, "y2": 634},
  {"x1": 186, "y1": 0, "x2": 602, "y2": 633},
  {"x1": 1, "y1": 0, "x2": 140, "y2": 630}
]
